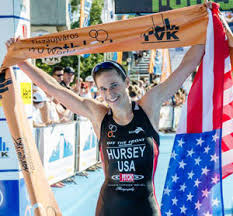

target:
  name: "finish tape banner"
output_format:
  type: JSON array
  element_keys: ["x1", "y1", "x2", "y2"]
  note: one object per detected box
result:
[{"x1": 1, "y1": 4, "x2": 209, "y2": 69}]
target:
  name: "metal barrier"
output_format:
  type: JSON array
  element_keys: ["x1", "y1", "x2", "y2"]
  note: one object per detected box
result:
[{"x1": 34, "y1": 118, "x2": 99, "y2": 184}]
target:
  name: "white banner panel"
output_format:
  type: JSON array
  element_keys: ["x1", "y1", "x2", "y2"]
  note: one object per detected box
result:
[
  {"x1": 37, "y1": 122, "x2": 76, "y2": 184},
  {"x1": 78, "y1": 118, "x2": 98, "y2": 171}
]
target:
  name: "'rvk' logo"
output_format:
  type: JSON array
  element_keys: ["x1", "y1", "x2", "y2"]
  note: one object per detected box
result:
[
  {"x1": 112, "y1": 174, "x2": 144, "y2": 182},
  {"x1": 142, "y1": 14, "x2": 179, "y2": 43},
  {"x1": 0, "y1": 137, "x2": 9, "y2": 158}
]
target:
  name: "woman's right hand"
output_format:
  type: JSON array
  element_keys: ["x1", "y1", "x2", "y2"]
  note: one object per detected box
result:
[{"x1": 5, "y1": 36, "x2": 20, "y2": 50}]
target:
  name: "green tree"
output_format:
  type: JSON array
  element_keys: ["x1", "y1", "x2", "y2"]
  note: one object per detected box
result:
[{"x1": 36, "y1": 0, "x2": 104, "y2": 80}]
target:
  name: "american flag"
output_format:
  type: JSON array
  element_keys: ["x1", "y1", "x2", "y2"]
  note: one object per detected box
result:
[{"x1": 161, "y1": 4, "x2": 233, "y2": 216}]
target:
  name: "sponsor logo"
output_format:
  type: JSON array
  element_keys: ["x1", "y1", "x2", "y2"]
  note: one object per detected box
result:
[
  {"x1": 89, "y1": 29, "x2": 113, "y2": 44},
  {"x1": 0, "y1": 190, "x2": 3, "y2": 207},
  {"x1": 129, "y1": 127, "x2": 144, "y2": 134},
  {"x1": 120, "y1": 173, "x2": 134, "y2": 182},
  {"x1": 142, "y1": 15, "x2": 179, "y2": 44},
  {"x1": 107, "y1": 124, "x2": 117, "y2": 138},
  {"x1": 112, "y1": 174, "x2": 144, "y2": 182},
  {"x1": 29, "y1": 29, "x2": 113, "y2": 56},
  {"x1": 0, "y1": 137, "x2": 9, "y2": 158},
  {"x1": 13, "y1": 137, "x2": 35, "y2": 173}
]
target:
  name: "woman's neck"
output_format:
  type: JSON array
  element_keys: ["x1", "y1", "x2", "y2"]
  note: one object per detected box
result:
[{"x1": 111, "y1": 100, "x2": 134, "y2": 125}]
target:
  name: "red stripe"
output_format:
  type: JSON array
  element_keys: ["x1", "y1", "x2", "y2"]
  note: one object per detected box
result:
[
  {"x1": 99, "y1": 146, "x2": 106, "y2": 175},
  {"x1": 224, "y1": 71, "x2": 233, "y2": 90},
  {"x1": 222, "y1": 101, "x2": 233, "y2": 122},
  {"x1": 222, "y1": 132, "x2": 233, "y2": 152},
  {"x1": 212, "y1": 13, "x2": 226, "y2": 129},
  {"x1": 152, "y1": 139, "x2": 161, "y2": 216},
  {"x1": 187, "y1": 61, "x2": 203, "y2": 133},
  {"x1": 222, "y1": 163, "x2": 233, "y2": 179}
]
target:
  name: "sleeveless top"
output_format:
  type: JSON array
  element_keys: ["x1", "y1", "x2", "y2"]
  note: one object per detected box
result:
[{"x1": 96, "y1": 102, "x2": 161, "y2": 216}]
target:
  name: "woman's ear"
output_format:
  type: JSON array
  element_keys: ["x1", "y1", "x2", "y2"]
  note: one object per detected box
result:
[{"x1": 125, "y1": 77, "x2": 130, "y2": 88}]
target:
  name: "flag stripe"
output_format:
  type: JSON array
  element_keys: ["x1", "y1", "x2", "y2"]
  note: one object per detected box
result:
[
  {"x1": 222, "y1": 163, "x2": 233, "y2": 179},
  {"x1": 222, "y1": 118, "x2": 233, "y2": 137},
  {"x1": 187, "y1": 61, "x2": 203, "y2": 133},
  {"x1": 222, "y1": 101, "x2": 233, "y2": 122},
  {"x1": 222, "y1": 133, "x2": 233, "y2": 152},
  {"x1": 223, "y1": 85, "x2": 233, "y2": 106},
  {"x1": 212, "y1": 13, "x2": 225, "y2": 130},
  {"x1": 224, "y1": 56, "x2": 231, "y2": 74},
  {"x1": 224, "y1": 71, "x2": 233, "y2": 90},
  {"x1": 222, "y1": 149, "x2": 233, "y2": 166},
  {"x1": 202, "y1": 11, "x2": 214, "y2": 131}
]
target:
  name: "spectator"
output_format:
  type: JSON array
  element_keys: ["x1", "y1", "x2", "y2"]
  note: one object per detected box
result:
[
  {"x1": 72, "y1": 77, "x2": 83, "y2": 95},
  {"x1": 85, "y1": 75, "x2": 98, "y2": 99},
  {"x1": 51, "y1": 66, "x2": 64, "y2": 83},
  {"x1": 79, "y1": 82, "x2": 90, "y2": 98},
  {"x1": 45, "y1": 94, "x2": 61, "y2": 124},
  {"x1": 60, "y1": 67, "x2": 75, "y2": 89},
  {"x1": 32, "y1": 90, "x2": 48, "y2": 127},
  {"x1": 128, "y1": 85, "x2": 140, "y2": 101}
]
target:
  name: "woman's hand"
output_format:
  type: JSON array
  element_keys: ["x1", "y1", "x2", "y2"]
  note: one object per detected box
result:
[
  {"x1": 204, "y1": 1, "x2": 212, "y2": 10},
  {"x1": 5, "y1": 36, "x2": 20, "y2": 50}
]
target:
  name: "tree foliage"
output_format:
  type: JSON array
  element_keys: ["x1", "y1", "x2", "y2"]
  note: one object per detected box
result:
[{"x1": 36, "y1": 0, "x2": 104, "y2": 80}]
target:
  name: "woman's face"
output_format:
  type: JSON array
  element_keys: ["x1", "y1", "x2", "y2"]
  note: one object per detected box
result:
[{"x1": 95, "y1": 70, "x2": 129, "y2": 109}]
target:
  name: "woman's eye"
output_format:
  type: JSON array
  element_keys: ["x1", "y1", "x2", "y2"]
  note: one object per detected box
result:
[
  {"x1": 111, "y1": 84, "x2": 118, "y2": 89},
  {"x1": 100, "y1": 88, "x2": 106, "y2": 91}
]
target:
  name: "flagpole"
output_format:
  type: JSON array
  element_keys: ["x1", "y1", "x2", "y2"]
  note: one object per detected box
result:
[{"x1": 77, "y1": 0, "x2": 85, "y2": 81}]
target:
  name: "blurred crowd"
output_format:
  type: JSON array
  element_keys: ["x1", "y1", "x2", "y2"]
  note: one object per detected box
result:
[{"x1": 32, "y1": 65, "x2": 186, "y2": 127}]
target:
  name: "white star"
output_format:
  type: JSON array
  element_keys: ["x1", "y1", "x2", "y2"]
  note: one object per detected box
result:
[
  {"x1": 172, "y1": 197, "x2": 178, "y2": 205},
  {"x1": 179, "y1": 160, "x2": 186, "y2": 169},
  {"x1": 202, "y1": 188, "x2": 210, "y2": 198},
  {"x1": 164, "y1": 187, "x2": 171, "y2": 196},
  {"x1": 172, "y1": 174, "x2": 179, "y2": 183},
  {"x1": 212, "y1": 198, "x2": 220, "y2": 206},
  {"x1": 171, "y1": 151, "x2": 177, "y2": 159},
  {"x1": 180, "y1": 205, "x2": 187, "y2": 214},
  {"x1": 204, "y1": 146, "x2": 211, "y2": 154},
  {"x1": 179, "y1": 183, "x2": 187, "y2": 192},
  {"x1": 210, "y1": 153, "x2": 219, "y2": 163},
  {"x1": 188, "y1": 171, "x2": 194, "y2": 179},
  {"x1": 196, "y1": 137, "x2": 204, "y2": 146},
  {"x1": 211, "y1": 175, "x2": 219, "y2": 184},
  {"x1": 187, "y1": 149, "x2": 194, "y2": 157},
  {"x1": 202, "y1": 166, "x2": 210, "y2": 176},
  {"x1": 187, "y1": 192, "x2": 193, "y2": 201},
  {"x1": 178, "y1": 138, "x2": 185, "y2": 147},
  {"x1": 194, "y1": 178, "x2": 201, "y2": 187},
  {"x1": 165, "y1": 210, "x2": 173, "y2": 216},
  {"x1": 195, "y1": 200, "x2": 202, "y2": 210},
  {"x1": 204, "y1": 211, "x2": 212, "y2": 216},
  {"x1": 194, "y1": 157, "x2": 201, "y2": 165},
  {"x1": 212, "y1": 133, "x2": 219, "y2": 142}
]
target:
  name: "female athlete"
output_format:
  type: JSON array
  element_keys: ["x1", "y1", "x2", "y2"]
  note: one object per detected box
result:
[{"x1": 6, "y1": 38, "x2": 204, "y2": 215}]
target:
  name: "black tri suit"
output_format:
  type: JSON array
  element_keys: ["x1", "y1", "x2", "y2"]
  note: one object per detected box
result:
[{"x1": 96, "y1": 102, "x2": 161, "y2": 216}]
